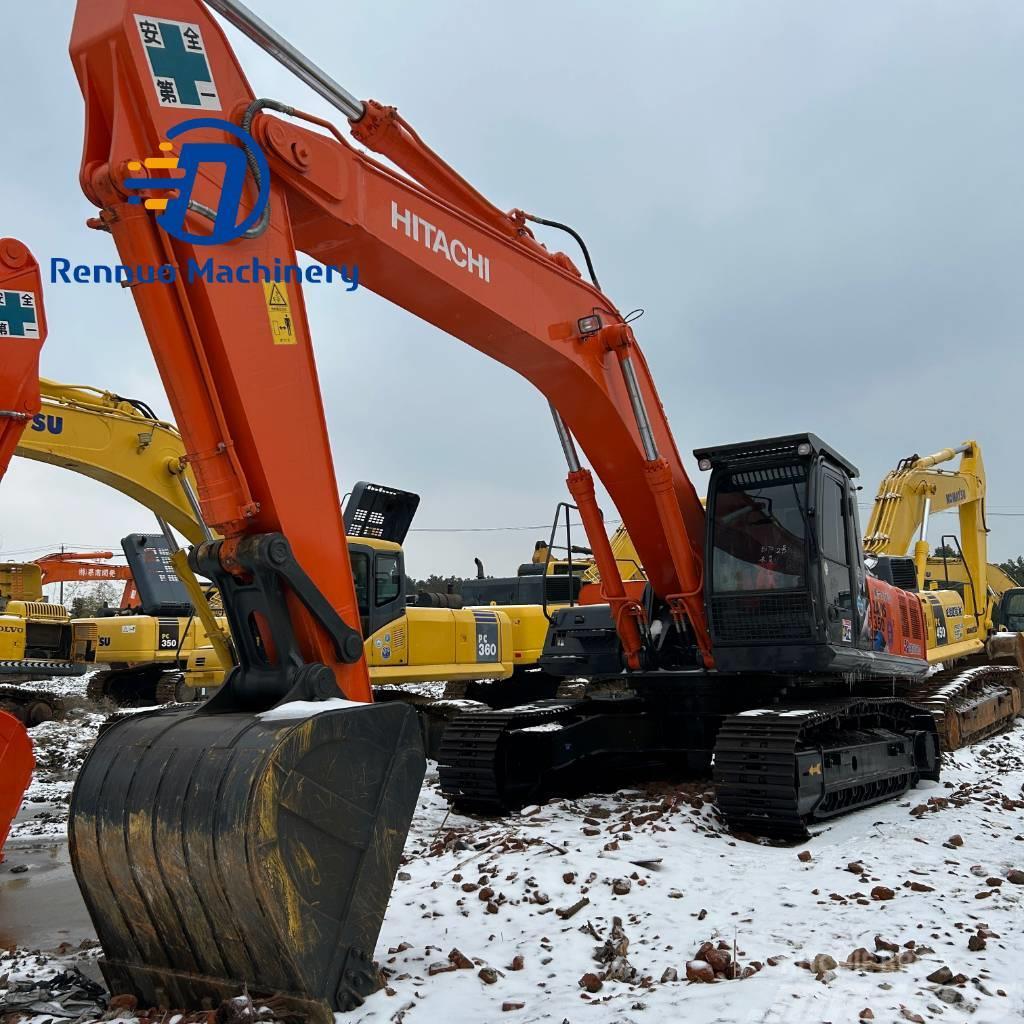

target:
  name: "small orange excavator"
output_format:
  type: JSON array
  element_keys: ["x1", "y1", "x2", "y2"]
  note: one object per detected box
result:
[
  {"x1": 0, "y1": 237, "x2": 47, "y2": 860},
  {"x1": 64, "y1": 0, "x2": 962, "y2": 1016}
]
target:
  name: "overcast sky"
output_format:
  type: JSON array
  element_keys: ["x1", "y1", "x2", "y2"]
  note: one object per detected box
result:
[{"x1": 2, "y1": 1, "x2": 1023, "y2": 592}]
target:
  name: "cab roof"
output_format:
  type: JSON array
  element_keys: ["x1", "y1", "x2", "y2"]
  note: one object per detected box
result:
[{"x1": 693, "y1": 433, "x2": 859, "y2": 479}]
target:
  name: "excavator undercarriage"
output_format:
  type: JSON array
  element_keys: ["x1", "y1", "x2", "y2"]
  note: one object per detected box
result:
[{"x1": 438, "y1": 674, "x2": 944, "y2": 839}]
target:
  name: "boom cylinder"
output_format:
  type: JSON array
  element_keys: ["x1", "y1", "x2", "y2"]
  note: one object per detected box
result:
[
  {"x1": 549, "y1": 404, "x2": 582, "y2": 473},
  {"x1": 611, "y1": 343, "x2": 712, "y2": 666},
  {"x1": 563, "y1": 468, "x2": 645, "y2": 670},
  {"x1": 914, "y1": 496, "x2": 932, "y2": 590},
  {"x1": 618, "y1": 352, "x2": 659, "y2": 462}
]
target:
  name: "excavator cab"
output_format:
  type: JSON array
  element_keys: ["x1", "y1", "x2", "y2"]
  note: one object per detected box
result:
[
  {"x1": 995, "y1": 588, "x2": 1024, "y2": 632},
  {"x1": 698, "y1": 433, "x2": 929, "y2": 679}
]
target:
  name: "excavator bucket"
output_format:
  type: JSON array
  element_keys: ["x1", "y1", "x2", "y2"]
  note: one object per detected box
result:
[
  {"x1": 0, "y1": 709, "x2": 33, "y2": 862},
  {"x1": 70, "y1": 699, "x2": 424, "y2": 1019}
]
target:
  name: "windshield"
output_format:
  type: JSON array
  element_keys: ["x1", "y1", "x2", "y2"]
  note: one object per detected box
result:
[
  {"x1": 1002, "y1": 592, "x2": 1024, "y2": 632},
  {"x1": 712, "y1": 467, "x2": 808, "y2": 592}
]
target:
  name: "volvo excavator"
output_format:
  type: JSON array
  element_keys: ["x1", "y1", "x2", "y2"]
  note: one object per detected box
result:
[
  {"x1": 58, "y1": 0, "x2": 969, "y2": 1013},
  {"x1": 0, "y1": 236, "x2": 48, "y2": 861}
]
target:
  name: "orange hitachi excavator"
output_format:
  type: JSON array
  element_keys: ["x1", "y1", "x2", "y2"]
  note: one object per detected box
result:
[
  {"x1": 0, "y1": 238, "x2": 46, "y2": 861},
  {"x1": 66, "y1": 0, "x2": 951, "y2": 1014}
]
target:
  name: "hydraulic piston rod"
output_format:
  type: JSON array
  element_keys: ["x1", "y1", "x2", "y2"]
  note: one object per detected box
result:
[{"x1": 203, "y1": 0, "x2": 365, "y2": 120}]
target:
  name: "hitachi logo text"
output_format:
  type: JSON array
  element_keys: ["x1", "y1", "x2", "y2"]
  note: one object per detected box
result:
[{"x1": 391, "y1": 202, "x2": 491, "y2": 283}]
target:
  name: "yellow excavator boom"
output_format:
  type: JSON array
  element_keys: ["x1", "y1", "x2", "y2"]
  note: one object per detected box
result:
[
  {"x1": 15, "y1": 379, "x2": 231, "y2": 668},
  {"x1": 17, "y1": 379, "x2": 205, "y2": 544},
  {"x1": 863, "y1": 440, "x2": 987, "y2": 621}
]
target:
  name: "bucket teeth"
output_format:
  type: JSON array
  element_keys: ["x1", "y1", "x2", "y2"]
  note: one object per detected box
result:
[{"x1": 70, "y1": 700, "x2": 425, "y2": 1015}]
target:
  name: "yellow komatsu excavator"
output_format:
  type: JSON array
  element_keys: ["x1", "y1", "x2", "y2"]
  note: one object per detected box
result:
[
  {"x1": 18, "y1": 380, "x2": 559, "y2": 708},
  {"x1": 862, "y1": 440, "x2": 1022, "y2": 747}
]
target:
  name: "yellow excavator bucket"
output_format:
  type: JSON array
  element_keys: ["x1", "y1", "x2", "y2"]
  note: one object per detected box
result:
[{"x1": 70, "y1": 698, "x2": 424, "y2": 1018}]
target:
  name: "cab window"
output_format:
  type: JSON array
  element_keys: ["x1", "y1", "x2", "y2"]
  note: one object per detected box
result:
[
  {"x1": 820, "y1": 477, "x2": 848, "y2": 564},
  {"x1": 375, "y1": 553, "x2": 401, "y2": 606},
  {"x1": 711, "y1": 468, "x2": 807, "y2": 592}
]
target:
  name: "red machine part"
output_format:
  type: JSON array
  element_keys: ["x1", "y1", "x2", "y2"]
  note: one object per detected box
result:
[
  {"x1": 0, "y1": 239, "x2": 45, "y2": 863},
  {"x1": 0, "y1": 710, "x2": 34, "y2": 862},
  {"x1": 866, "y1": 576, "x2": 927, "y2": 660},
  {"x1": 33, "y1": 551, "x2": 133, "y2": 586},
  {"x1": 0, "y1": 239, "x2": 46, "y2": 479}
]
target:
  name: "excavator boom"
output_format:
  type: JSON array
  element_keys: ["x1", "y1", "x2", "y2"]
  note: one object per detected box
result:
[
  {"x1": 864, "y1": 440, "x2": 986, "y2": 607},
  {"x1": 71, "y1": 0, "x2": 711, "y2": 671},
  {"x1": 17, "y1": 380, "x2": 207, "y2": 543},
  {"x1": 34, "y1": 552, "x2": 132, "y2": 586}
]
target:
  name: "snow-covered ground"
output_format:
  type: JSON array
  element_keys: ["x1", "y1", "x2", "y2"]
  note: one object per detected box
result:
[
  {"x1": 7, "y1": 675, "x2": 104, "y2": 842},
  {"x1": 3, "y1": 699, "x2": 1024, "y2": 1024}
]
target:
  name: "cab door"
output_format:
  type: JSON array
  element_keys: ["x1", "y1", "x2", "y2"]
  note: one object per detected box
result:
[{"x1": 818, "y1": 469, "x2": 857, "y2": 647}]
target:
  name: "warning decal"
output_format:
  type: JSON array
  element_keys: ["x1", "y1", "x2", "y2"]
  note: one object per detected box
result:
[
  {"x1": 0, "y1": 291, "x2": 39, "y2": 339},
  {"x1": 262, "y1": 282, "x2": 297, "y2": 345},
  {"x1": 135, "y1": 15, "x2": 221, "y2": 110}
]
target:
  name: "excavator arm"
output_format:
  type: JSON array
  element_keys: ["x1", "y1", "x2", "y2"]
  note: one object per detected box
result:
[
  {"x1": 34, "y1": 551, "x2": 132, "y2": 585},
  {"x1": 863, "y1": 441, "x2": 987, "y2": 619},
  {"x1": 0, "y1": 241, "x2": 46, "y2": 479},
  {"x1": 71, "y1": 0, "x2": 712, "y2": 672},
  {"x1": 17, "y1": 379, "x2": 206, "y2": 543}
]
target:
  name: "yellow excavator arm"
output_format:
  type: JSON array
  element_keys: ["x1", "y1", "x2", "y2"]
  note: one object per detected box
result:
[
  {"x1": 17, "y1": 379, "x2": 204, "y2": 544},
  {"x1": 863, "y1": 441, "x2": 987, "y2": 619},
  {"x1": 14, "y1": 379, "x2": 231, "y2": 667}
]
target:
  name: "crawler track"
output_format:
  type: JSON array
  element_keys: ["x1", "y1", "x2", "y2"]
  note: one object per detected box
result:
[
  {"x1": 713, "y1": 698, "x2": 939, "y2": 839},
  {"x1": 0, "y1": 684, "x2": 67, "y2": 727},
  {"x1": 905, "y1": 663, "x2": 1022, "y2": 751},
  {"x1": 438, "y1": 702, "x2": 579, "y2": 812}
]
